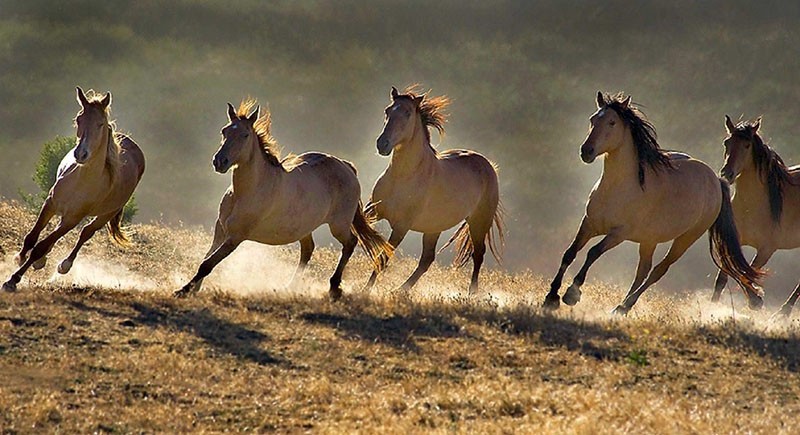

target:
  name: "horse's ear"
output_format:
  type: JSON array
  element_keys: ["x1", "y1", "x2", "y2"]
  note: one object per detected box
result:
[
  {"x1": 76, "y1": 86, "x2": 89, "y2": 107},
  {"x1": 100, "y1": 92, "x2": 111, "y2": 108},
  {"x1": 725, "y1": 115, "x2": 736, "y2": 133},
  {"x1": 391, "y1": 86, "x2": 399, "y2": 99},
  {"x1": 247, "y1": 105, "x2": 260, "y2": 122},
  {"x1": 596, "y1": 91, "x2": 604, "y2": 108},
  {"x1": 620, "y1": 95, "x2": 631, "y2": 109},
  {"x1": 413, "y1": 95, "x2": 424, "y2": 107},
  {"x1": 227, "y1": 103, "x2": 237, "y2": 121},
  {"x1": 753, "y1": 116, "x2": 762, "y2": 132}
]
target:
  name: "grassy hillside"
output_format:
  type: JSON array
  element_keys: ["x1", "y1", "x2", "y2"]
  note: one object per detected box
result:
[{"x1": 1, "y1": 200, "x2": 800, "y2": 433}]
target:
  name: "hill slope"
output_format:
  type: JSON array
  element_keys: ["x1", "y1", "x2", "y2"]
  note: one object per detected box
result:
[{"x1": 0, "y1": 200, "x2": 799, "y2": 433}]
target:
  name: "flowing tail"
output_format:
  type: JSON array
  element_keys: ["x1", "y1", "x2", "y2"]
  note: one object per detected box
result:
[
  {"x1": 708, "y1": 179, "x2": 765, "y2": 307},
  {"x1": 441, "y1": 202, "x2": 506, "y2": 267},
  {"x1": 352, "y1": 200, "x2": 394, "y2": 272},
  {"x1": 107, "y1": 207, "x2": 131, "y2": 246}
]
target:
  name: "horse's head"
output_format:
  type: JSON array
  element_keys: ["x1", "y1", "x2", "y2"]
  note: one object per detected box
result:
[
  {"x1": 74, "y1": 86, "x2": 111, "y2": 164},
  {"x1": 214, "y1": 102, "x2": 260, "y2": 173},
  {"x1": 720, "y1": 115, "x2": 760, "y2": 183},
  {"x1": 580, "y1": 91, "x2": 630, "y2": 163},
  {"x1": 376, "y1": 86, "x2": 424, "y2": 156}
]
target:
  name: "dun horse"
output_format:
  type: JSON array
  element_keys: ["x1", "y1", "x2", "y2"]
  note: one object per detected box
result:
[
  {"x1": 544, "y1": 92, "x2": 763, "y2": 314},
  {"x1": 364, "y1": 86, "x2": 504, "y2": 292},
  {"x1": 3, "y1": 87, "x2": 145, "y2": 292},
  {"x1": 713, "y1": 116, "x2": 800, "y2": 318},
  {"x1": 175, "y1": 99, "x2": 392, "y2": 299}
]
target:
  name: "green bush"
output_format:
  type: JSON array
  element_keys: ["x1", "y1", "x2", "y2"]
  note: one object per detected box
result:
[{"x1": 20, "y1": 135, "x2": 138, "y2": 223}]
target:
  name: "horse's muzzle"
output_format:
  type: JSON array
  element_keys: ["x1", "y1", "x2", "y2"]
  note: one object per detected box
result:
[
  {"x1": 213, "y1": 155, "x2": 231, "y2": 173},
  {"x1": 74, "y1": 148, "x2": 89, "y2": 164},
  {"x1": 719, "y1": 168, "x2": 735, "y2": 183},
  {"x1": 580, "y1": 144, "x2": 596, "y2": 163},
  {"x1": 376, "y1": 136, "x2": 392, "y2": 156}
]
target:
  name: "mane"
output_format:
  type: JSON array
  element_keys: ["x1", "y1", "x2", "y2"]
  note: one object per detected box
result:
[
  {"x1": 399, "y1": 85, "x2": 449, "y2": 146},
  {"x1": 81, "y1": 90, "x2": 121, "y2": 181},
  {"x1": 600, "y1": 92, "x2": 673, "y2": 186},
  {"x1": 236, "y1": 98, "x2": 285, "y2": 167},
  {"x1": 732, "y1": 120, "x2": 793, "y2": 222}
]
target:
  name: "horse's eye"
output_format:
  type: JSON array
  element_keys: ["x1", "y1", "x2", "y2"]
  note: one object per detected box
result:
[
  {"x1": 243, "y1": 132, "x2": 249, "y2": 138},
  {"x1": 610, "y1": 120, "x2": 616, "y2": 126}
]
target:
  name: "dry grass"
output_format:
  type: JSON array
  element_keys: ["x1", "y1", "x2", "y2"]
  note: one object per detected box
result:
[{"x1": 1, "y1": 200, "x2": 800, "y2": 433}]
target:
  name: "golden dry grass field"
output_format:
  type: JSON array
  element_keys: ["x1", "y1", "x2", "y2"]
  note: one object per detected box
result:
[{"x1": 1, "y1": 200, "x2": 800, "y2": 433}]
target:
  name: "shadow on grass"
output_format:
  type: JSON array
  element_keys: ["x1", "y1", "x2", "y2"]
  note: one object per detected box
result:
[
  {"x1": 700, "y1": 325, "x2": 800, "y2": 372},
  {"x1": 302, "y1": 302, "x2": 629, "y2": 360},
  {"x1": 64, "y1": 295, "x2": 283, "y2": 366}
]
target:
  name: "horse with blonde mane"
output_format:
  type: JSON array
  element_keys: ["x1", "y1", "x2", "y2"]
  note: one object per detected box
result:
[
  {"x1": 175, "y1": 99, "x2": 393, "y2": 299},
  {"x1": 543, "y1": 92, "x2": 763, "y2": 314},
  {"x1": 363, "y1": 86, "x2": 504, "y2": 292},
  {"x1": 713, "y1": 116, "x2": 800, "y2": 318},
  {"x1": 3, "y1": 87, "x2": 145, "y2": 292}
]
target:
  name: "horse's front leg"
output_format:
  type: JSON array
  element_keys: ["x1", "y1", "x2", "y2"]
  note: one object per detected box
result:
[
  {"x1": 16, "y1": 199, "x2": 56, "y2": 267},
  {"x1": 561, "y1": 231, "x2": 623, "y2": 306},
  {"x1": 543, "y1": 217, "x2": 595, "y2": 309},
  {"x1": 174, "y1": 238, "x2": 241, "y2": 297},
  {"x1": 4, "y1": 216, "x2": 81, "y2": 292},
  {"x1": 57, "y1": 210, "x2": 119, "y2": 274},
  {"x1": 399, "y1": 232, "x2": 441, "y2": 291},
  {"x1": 288, "y1": 234, "x2": 315, "y2": 288}
]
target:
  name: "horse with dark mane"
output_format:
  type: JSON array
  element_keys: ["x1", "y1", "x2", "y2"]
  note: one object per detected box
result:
[
  {"x1": 714, "y1": 116, "x2": 800, "y2": 318},
  {"x1": 3, "y1": 87, "x2": 145, "y2": 292},
  {"x1": 544, "y1": 92, "x2": 764, "y2": 314}
]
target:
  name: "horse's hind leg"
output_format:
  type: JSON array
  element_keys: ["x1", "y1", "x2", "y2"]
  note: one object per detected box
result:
[
  {"x1": 711, "y1": 270, "x2": 729, "y2": 302},
  {"x1": 288, "y1": 234, "x2": 314, "y2": 287},
  {"x1": 614, "y1": 229, "x2": 704, "y2": 315},
  {"x1": 773, "y1": 282, "x2": 800, "y2": 319},
  {"x1": 16, "y1": 199, "x2": 56, "y2": 268},
  {"x1": 328, "y1": 224, "x2": 358, "y2": 301},
  {"x1": 364, "y1": 228, "x2": 408, "y2": 290},
  {"x1": 561, "y1": 232, "x2": 623, "y2": 306},
  {"x1": 3, "y1": 216, "x2": 81, "y2": 291},
  {"x1": 544, "y1": 217, "x2": 596, "y2": 309},
  {"x1": 400, "y1": 232, "x2": 440, "y2": 291},
  {"x1": 57, "y1": 210, "x2": 118, "y2": 274},
  {"x1": 623, "y1": 243, "x2": 656, "y2": 300},
  {"x1": 467, "y1": 216, "x2": 493, "y2": 293}
]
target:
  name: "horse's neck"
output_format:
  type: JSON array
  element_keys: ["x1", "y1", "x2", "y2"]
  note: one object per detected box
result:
[
  {"x1": 79, "y1": 130, "x2": 113, "y2": 181},
  {"x1": 734, "y1": 164, "x2": 768, "y2": 200},
  {"x1": 232, "y1": 152, "x2": 282, "y2": 197},
  {"x1": 388, "y1": 119, "x2": 436, "y2": 177},
  {"x1": 599, "y1": 133, "x2": 639, "y2": 187}
]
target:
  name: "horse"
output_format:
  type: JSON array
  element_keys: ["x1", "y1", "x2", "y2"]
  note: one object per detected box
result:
[
  {"x1": 2, "y1": 87, "x2": 145, "y2": 292},
  {"x1": 175, "y1": 99, "x2": 393, "y2": 299},
  {"x1": 363, "y1": 86, "x2": 504, "y2": 293},
  {"x1": 713, "y1": 116, "x2": 800, "y2": 318},
  {"x1": 543, "y1": 92, "x2": 764, "y2": 314}
]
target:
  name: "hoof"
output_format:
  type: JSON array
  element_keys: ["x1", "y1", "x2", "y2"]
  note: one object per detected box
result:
[
  {"x1": 32, "y1": 256, "x2": 47, "y2": 271},
  {"x1": 562, "y1": 285, "x2": 582, "y2": 306},
  {"x1": 329, "y1": 287, "x2": 343, "y2": 301},
  {"x1": 2, "y1": 280, "x2": 17, "y2": 293},
  {"x1": 770, "y1": 305, "x2": 793, "y2": 322},
  {"x1": 57, "y1": 259, "x2": 73, "y2": 275},
  {"x1": 747, "y1": 295, "x2": 764, "y2": 311},
  {"x1": 173, "y1": 282, "x2": 197, "y2": 298},
  {"x1": 542, "y1": 292, "x2": 561, "y2": 310},
  {"x1": 612, "y1": 305, "x2": 630, "y2": 316},
  {"x1": 710, "y1": 292, "x2": 722, "y2": 303}
]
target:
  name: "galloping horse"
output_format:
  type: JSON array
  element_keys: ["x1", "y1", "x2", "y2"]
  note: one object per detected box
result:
[
  {"x1": 3, "y1": 87, "x2": 145, "y2": 292},
  {"x1": 544, "y1": 92, "x2": 763, "y2": 314},
  {"x1": 175, "y1": 99, "x2": 393, "y2": 299},
  {"x1": 364, "y1": 86, "x2": 504, "y2": 292},
  {"x1": 713, "y1": 116, "x2": 800, "y2": 318}
]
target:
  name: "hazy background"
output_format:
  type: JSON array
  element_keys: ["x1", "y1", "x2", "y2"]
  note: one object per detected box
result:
[{"x1": 2, "y1": 0, "x2": 799, "y2": 302}]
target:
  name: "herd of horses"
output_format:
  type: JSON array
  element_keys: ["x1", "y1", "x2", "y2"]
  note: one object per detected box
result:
[{"x1": 3, "y1": 86, "x2": 800, "y2": 320}]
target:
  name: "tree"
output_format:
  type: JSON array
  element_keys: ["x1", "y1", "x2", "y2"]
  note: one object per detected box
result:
[{"x1": 19, "y1": 135, "x2": 138, "y2": 223}]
